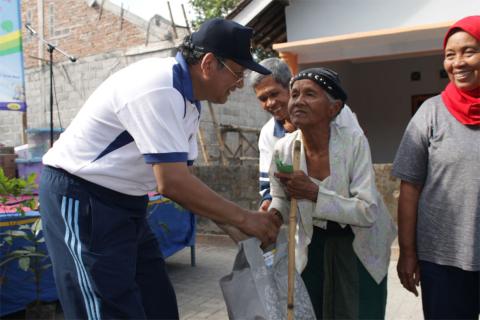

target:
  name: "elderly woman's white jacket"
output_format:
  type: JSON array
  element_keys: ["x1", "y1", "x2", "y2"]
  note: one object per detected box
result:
[{"x1": 269, "y1": 123, "x2": 397, "y2": 284}]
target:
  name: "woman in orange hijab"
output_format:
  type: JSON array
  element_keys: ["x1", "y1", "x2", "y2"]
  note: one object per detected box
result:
[{"x1": 392, "y1": 16, "x2": 480, "y2": 319}]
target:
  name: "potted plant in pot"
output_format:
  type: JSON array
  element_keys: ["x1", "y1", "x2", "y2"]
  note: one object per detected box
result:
[
  {"x1": 0, "y1": 169, "x2": 57, "y2": 319},
  {"x1": 0, "y1": 168, "x2": 37, "y2": 215}
]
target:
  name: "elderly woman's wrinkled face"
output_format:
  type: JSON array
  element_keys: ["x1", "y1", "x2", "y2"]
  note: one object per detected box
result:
[
  {"x1": 288, "y1": 79, "x2": 341, "y2": 129},
  {"x1": 444, "y1": 31, "x2": 480, "y2": 91}
]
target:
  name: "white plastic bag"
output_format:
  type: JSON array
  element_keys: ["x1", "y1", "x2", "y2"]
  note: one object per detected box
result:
[{"x1": 220, "y1": 229, "x2": 316, "y2": 320}]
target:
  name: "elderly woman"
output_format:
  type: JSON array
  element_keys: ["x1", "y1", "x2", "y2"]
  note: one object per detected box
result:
[
  {"x1": 392, "y1": 15, "x2": 480, "y2": 319},
  {"x1": 269, "y1": 67, "x2": 396, "y2": 319}
]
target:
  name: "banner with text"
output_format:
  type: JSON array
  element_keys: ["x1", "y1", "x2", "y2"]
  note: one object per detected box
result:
[{"x1": 0, "y1": 0, "x2": 26, "y2": 112}]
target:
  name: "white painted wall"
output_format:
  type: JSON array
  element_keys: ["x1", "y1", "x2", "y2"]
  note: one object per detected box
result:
[
  {"x1": 303, "y1": 54, "x2": 449, "y2": 162},
  {"x1": 286, "y1": 0, "x2": 480, "y2": 41}
]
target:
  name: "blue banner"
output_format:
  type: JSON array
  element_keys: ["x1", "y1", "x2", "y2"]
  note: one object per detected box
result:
[{"x1": 0, "y1": 0, "x2": 26, "y2": 112}]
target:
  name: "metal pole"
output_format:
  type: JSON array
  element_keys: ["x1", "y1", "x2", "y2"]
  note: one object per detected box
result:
[
  {"x1": 48, "y1": 45, "x2": 54, "y2": 147},
  {"x1": 24, "y1": 23, "x2": 76, "y2": 147},
  {"x1": 181, "y1": 3, "x2": 191, "y2": 35},
  {"x1": 167, "y1": 1, "x2": 178, "y2": 39}
]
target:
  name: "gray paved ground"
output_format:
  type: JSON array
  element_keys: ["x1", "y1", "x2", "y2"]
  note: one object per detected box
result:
[{"x1": 167, "y1": 235, "x2": 425, "y2": 320}]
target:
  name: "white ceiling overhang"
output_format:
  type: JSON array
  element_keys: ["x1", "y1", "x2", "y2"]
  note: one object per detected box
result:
[
  {"x1": 230, "y1": 0, "x2": 275, "y2": 26},
  {"x1": 273, "y1": 21, "x2": 454, "y2": 64}
]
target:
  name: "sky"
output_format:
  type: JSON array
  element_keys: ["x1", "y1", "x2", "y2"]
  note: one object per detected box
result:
[{"x1": 109, "y1": 0, "x2": 196, "y2": 27}]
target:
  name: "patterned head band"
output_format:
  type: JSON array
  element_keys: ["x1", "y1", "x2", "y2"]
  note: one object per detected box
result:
[{"x1": 289, "y1": 67, "x2": 348, "y2": 102}]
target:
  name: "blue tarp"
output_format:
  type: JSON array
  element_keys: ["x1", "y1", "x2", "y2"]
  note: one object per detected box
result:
[
  {"x1": 147, "y1": 195, "x2": 196, "y2": 258},
  {"x1": 0, "y1": 197, "x2": 196, "y2": 316}
]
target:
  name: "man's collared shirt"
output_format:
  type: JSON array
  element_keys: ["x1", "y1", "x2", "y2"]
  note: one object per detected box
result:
[{"x1": 44, "y1": 53, "x2": 201, "y2": 195}]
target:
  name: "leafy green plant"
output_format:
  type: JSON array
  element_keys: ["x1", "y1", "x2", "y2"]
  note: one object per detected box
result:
[
  {"x1": 189, "y1": 0, "x2": 241, "y2": 27},
  {"x1": 0, "y1": 169, "x2": 50, "y2": 308},
  {"x1": 0, "y1": 219, "x2": 51, "y2": 303},
  {"x1": 188, "y1": 0, "x2": 277, "y2": 61},
  {"x1": 0, "y1": 168, "x2": 37, "y2": 214}
]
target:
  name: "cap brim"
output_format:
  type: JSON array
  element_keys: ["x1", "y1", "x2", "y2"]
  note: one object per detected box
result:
[{"x1": 233, "y1": 58, "x2": 272, "y2": 75}]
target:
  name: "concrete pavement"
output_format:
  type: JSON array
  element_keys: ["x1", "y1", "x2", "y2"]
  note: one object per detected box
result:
[{"x1": 167, "y1": 234, "x2": 424, "y2": 320}]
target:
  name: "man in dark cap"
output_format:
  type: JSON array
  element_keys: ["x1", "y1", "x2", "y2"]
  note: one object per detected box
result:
[{"x1": 39, "y1": 18, "x2": 281, "y2": 319}]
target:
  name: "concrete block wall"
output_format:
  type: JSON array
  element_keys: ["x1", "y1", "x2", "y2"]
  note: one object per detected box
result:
[
  {"x1": 374, "y1": 164, "x2": 400, "y2": 222},
  {"x1": 0, "y1": 112, "x2": 24, "y2": 147},
  {"x1": 195, "y1": 86, "x2": 271, "y2": 166}
]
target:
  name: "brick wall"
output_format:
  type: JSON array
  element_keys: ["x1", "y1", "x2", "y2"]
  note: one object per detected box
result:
[{"x1": 21, "y1": 0, "x2": 173, "y2": 68}]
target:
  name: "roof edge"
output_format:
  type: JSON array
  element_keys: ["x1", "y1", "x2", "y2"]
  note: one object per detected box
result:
[{"x1": 273, "y1": 20, "x2": 454, "y2": 51}]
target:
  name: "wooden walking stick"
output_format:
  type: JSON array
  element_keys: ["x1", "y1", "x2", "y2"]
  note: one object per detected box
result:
[{"x1": 287, "y1": 140, "x2": 301, "y2": 320}]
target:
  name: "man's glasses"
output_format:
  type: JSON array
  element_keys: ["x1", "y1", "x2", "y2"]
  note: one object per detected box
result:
[{"x1": 216, "y1": 57, "x2": 244, "y2": 84}]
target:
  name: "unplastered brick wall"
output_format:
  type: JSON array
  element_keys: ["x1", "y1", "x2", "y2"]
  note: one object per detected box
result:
[{"x1": 21, "y1": 0, "x2": 161, "y2": 69}]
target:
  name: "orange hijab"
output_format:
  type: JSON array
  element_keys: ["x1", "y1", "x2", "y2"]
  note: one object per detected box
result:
[{"x1": 441, "y1": 15, "x2": 480, "y2": 126}]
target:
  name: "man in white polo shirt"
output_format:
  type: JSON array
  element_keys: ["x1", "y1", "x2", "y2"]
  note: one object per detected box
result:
[{"x1": 39, "y1": 18, "x2": 281, "y2": 319}]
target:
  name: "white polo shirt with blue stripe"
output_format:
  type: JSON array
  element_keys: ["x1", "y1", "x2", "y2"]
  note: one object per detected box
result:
[{"x1": 43, "y1": 53, "x2": 200, "y2": 196}]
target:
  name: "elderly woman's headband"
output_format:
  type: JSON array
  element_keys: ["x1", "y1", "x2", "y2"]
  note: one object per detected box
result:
[{"x1": 290, "y1": 68, "x2": 348, "y2": 102}]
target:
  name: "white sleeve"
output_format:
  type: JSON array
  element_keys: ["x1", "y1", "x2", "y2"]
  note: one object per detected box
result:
[
  {"x1": 258, "y1": 122, "x2": 275, "y2": 197},
  {"x1": 335, "y1": 104, "x2": 363, "y2": 133}
]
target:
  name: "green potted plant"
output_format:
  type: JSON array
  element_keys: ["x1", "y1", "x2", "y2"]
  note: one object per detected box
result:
[
  {"x1": 0, "y1": 168, "x2": 37, "y2": 214},
  {"x1": 0, "y1": 169, "x2": 57, "y2": 319},
  {"x1": 0, "y1": 219, "x2": 56, "y2": 318}
]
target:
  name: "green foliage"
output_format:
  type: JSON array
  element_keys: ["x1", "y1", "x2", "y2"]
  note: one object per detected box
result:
[
  {"x1": 0, "y1": 168, "x2": 37, "y2": 214},
  {"x1": 189, "y1": 0, "x2": 242, "y2": 28},
  {"x1": 252, "y1": 46, "x2": 278, "y2": 61},
  {"x1": 188, "y1": 0, "x2": 277, "y2": 60},
  {"x1": 0, "y1": 168, "x2": 37, "y2": 197},
  {"x1": 0, "y1": 169, "x2": 48, "y2": 302},
  {"x1": 0, "y1": 219, "x2": 51, "y2": 302}
]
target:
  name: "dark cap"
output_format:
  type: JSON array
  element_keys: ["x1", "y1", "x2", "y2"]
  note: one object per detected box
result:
[
  {"x1": 290, "y1": 67, "x2": 348, "y2": 102},
  {"x1": 191, "y1": 18, "x2": 271, "y2": 75}
]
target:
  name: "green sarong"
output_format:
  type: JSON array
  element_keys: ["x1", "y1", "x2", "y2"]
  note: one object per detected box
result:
[{"x1": 301, "y1": 223, "x2": 387, "y2": 319}]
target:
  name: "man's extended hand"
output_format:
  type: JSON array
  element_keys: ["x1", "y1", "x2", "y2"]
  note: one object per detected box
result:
[{"x1": 239, "y1": 210, "x2": 282, "y2": 246}]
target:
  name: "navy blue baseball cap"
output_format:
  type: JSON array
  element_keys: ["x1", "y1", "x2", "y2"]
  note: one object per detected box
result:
[{"x1": 191, "y1": 18, "x2": 271, "y2": 75}]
